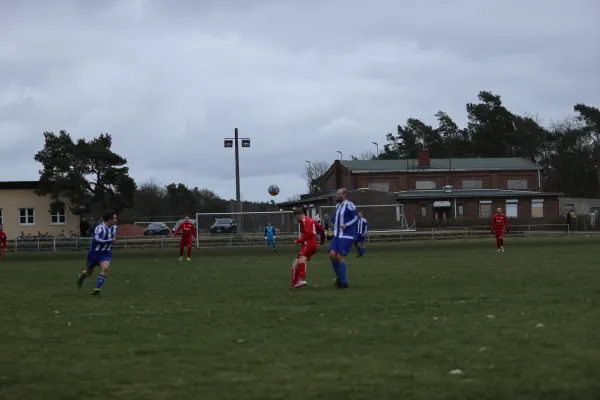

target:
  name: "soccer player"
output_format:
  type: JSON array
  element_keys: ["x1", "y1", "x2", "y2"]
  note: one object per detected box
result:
[
  {"x1": 491, "y1": 207, "x2": 510, "y2": 252},
  {"x1": 354, "y1": 212, "x2": 368, "y2": 257},
  {"x1": 0, "y1": 225, "x2": 7, "y2": 260},
  {"x1": 77, "y1": 210, "x2": 118, "y2": 295},
  {"x1": 173, "y1": 216, "x2": 196, "y2": 261},
  {"x1": 291, "y1": 207, "x2": 325, "y2": 289},
  {"x1": 329, "y1": 188, "x2": 359, "y2": 289},
  {"x1": 264, "y1": 222, "x2": 277, "y2": 251}
]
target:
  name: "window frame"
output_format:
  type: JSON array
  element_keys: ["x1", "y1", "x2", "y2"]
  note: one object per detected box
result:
[
  {"x1": 531, "y1": 198, "x2": 544, "y2": 218},
  {"x1": 51, "y1": 207, "x2": 67, "y2": 225},
  {"x1": 420, "y1": 206, "x2": 427, "y2": 217},
  {"x1": 462, "y1": 179, "x2": 483, "y2": 189},
  {"x1": 507, "y1": 179, "x2": 528, "y2": 190},
  {"x1": 479, "y1": 200, "x2": 492, "y2": 219},
  {"x1": 368, "y1": 182, "x2": 390, "y2": 192},
  {"x1": 505, "y1": 199, "x2": 518, "y2": 218},
  {"x1": 457, "y1": 205, "x2": 464, "y2": 216},
  {"x1": 19, "y1": 208, "x2": 35, "y2": 226},
  {"x1": 415, "y1": 180, "x2": 436, "y2": 190}
]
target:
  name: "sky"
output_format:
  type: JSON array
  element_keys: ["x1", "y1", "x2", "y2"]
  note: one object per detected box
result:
[{"x1": 0, "y1": 0, "x2": 598, "y2": 202}]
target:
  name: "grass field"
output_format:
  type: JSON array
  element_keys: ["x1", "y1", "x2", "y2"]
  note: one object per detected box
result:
[{"x1": 1, "y1": 237, "x2": 600, "y2": 400}]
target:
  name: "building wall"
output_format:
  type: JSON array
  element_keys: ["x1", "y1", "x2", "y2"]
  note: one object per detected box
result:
[
  {"x1": 323, "y1": 164, "x2": 540, "y2": 192},
  {"x1": 0, "y1": 189, "x2": 80, "y2": 239},
  {"x1": 559, "y1": 197, "x2": 600, "y2": 215},
  {"x1": 401, "y1": 196, "x2": 559, "y2": 223}
]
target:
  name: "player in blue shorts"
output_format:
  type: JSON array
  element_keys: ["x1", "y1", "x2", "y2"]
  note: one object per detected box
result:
[
  {"x1": 264, "y1": 222, "x2": 277, "y2": 251},
  {"x1": 354, "y1": 212, "x2": 368, "y2": 257},
  {"x1": 328, "y1": 188, "x2": 359, "y2": 289},
  {"x1": 76, "y1": 210, "x2": 118, "y2": 296}
]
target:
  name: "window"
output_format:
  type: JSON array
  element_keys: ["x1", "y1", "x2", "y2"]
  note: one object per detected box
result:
[
  {"x1": 19, "y1": 208, "x2": 35, "y2": 225},
  {"x1": 0, "y1": 209, "x2": 3, "y2": 225},
  {"x1": 479, "y1": 201, "x2": 492, "y2": 219},
  {"x1": 532, "y1": 199, "x2": 544, "y2": 218},
  {"x1": 565, "y1": 203, "x2": 575, "y2": 213},
  {"x1": 51, "y1": 208, "x2": 67, "y2": 225},
  {"x1": 368, "y1": 182, "x2": 390, "y2": 192},
  {"x1": 457, "y1": 205, "x2": 464, "y2": 216},
  {"x1": 507, "y1": 179, "x2": 528, "y2": 190},
  {"x1": 462, "y1": 179, "x2": 483, "y2": 189},
  {"x1": 505, "y1": 199, "x2": 518, "y2": 218},
  {"x1": 415, "y1": 180, "x2": 436, "y2": 190},
  {"x1": 420, "y1": 206, "x2": 427, "y2": 217}
]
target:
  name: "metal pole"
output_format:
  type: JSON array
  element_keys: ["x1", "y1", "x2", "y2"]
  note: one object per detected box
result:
[{"x1": 234, "y1": 128, "x2": 244, "y2": 234}]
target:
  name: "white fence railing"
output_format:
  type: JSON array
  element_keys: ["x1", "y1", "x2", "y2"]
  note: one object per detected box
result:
[{"x1": 2, "y1": 224, "x2": 580, "y2": 253}]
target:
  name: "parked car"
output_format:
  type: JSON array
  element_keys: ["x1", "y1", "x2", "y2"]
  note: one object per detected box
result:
[
  {"x1": 173, "y1": 219, "x2": 197, "y2": 235},
  {"x1": 143, "y1": 222, "x2": 170, "y2": 236},
  {"x1": 210, "y1": 218, "x2": 237, "y2": 234}
]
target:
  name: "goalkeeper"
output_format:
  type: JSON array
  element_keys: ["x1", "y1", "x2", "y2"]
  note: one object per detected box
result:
[{"x1": 264, "y1": 222, "x2": 277, "y2": 251}]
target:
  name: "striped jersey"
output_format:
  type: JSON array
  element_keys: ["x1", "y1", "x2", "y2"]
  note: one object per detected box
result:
[
  {"x1": 356, "y1": 218, "x2": 368, "y2": 235},
  {"x1": 332, "y1": 200, "x2": 359, "y2": 239},
  {"x1": 90, "y1": 223, "x2": 117, "y2": 253}
]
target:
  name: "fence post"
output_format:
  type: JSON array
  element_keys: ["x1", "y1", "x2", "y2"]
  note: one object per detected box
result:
[
  {"x1": 53, "y1": 238, "x2": 56, "y2": 252},
  {"x1": 465, "y1": 226, "x2": 468, "y2": 240},
  {"x1": 14, "y1": 240, "x2": 17, "y2": 253},
  {"x1": 161, "y1": 237, "x2": 164, "y2": 248},
  {"x1": 567, "y1": 223, "x2": 570, "y2": 235},
  {"x1": 37, "y1": 237, "x2": 40, "y2": 252},
  {"x1": 75, "y1": 238, "x2": 78, "y2": 251},
  {"x1": 124, "y1": 236, "x2": 127, "y2": 250},
  {"x1": 528, "y1": 225, "x2": 531, "y2": 237},
  {"x1": 431, "y1": 228, "x2": 434, "y2": 241}
]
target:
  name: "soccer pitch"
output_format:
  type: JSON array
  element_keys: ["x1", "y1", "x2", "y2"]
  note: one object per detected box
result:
[{"x1": 1, "y1": 237, "x2": 600, "y2": 400}]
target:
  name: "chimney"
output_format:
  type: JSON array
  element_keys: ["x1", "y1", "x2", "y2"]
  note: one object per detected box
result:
[
  {"x1": 334, "y1": 159, "x2": 342, "y2": 188},
  {"x1": 418, "y1": 150, "x2": 430, "y2": 168}
]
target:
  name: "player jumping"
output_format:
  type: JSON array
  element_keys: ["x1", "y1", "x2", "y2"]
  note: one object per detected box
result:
[
  {"x1": 173, "y1": 216, "x2": 196, "y2": 261},
  {"x1": 291, "y1": 207, "x2": 325, "y2": 289},
  {"x1": 329, "y1": 188, "x2": 359, "y2": 289},
  {"x1": 0, "y1": 225, "x2": 7, "y2": 261},
  {"x1": 491, "y1": 207, "x2": 510, "y2": 252},
  {"x1": 77, "y1": 210, "x2": 118, "y2": 295},
  {"x1": 264, "y1": 222, "x2": 276, "y2": 251},
  {"x1": 354, "y1": 212, "x2": 368, "y2": 257}
]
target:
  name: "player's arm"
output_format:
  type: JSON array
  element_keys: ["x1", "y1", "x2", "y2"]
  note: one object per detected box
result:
[
  {"x1": 344, "y1": 204, "x2": 359, "y2": 227},
  {"x1": 363, "y1": 220, "x2": 368, "y2": 235},
  {"x1": 295, "y1": 220, "x2": 310, "y2": 244},
  {"x1": 94, "y1": 226, "x2": 113, "y2": 243},
  {"x1": 173, "y1": 225, "x2": 181, "y2": 236},
  {"x1": 315, "y1": 221, "x2": 326, "y2": 244},
  {"x1": 264, "y1": 226, "x2": 268, "y2": 238}
]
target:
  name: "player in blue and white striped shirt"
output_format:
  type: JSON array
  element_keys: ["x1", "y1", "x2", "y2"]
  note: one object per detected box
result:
[
  {"x1": 77, "y1": 210, "x2": 118, "y2": 295},
  {"x1": 354, "y1": 212, "x2": 368, "y2": 257},
  {"x1": 328, "y1": 188, "x2": 359, "y2": 289}
]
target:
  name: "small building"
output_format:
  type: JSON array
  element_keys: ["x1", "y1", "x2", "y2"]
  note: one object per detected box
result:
[
  {"x1": 398, "y1": 188, "x2": 562, "y2": 222},
  {"x1": 0, "y1": 181, "x2": 80, "y2": 239}
]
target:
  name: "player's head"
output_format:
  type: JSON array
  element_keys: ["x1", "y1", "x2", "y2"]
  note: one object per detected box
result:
[
  {"x1": 103, "y1": 210, "x2": 118, "y2": 226},
  {"x1": 358, "y1": 212, "x2": 363, "y2": 218},
  {"x1": 267, "y1": 222, "x2": 271, "y2": 226},
  {"x1": 496, "y1": 207, "x2": 502, "y2": 214},
  {"x1": 293, "y1": 207, "x2": 305, "y2": 222},
  {"x1": 335, "y1": 188, "x2": 347, "y2": 203},
  {"x1": 184, "y1": 216, "x2": 189, "y2": 222}
]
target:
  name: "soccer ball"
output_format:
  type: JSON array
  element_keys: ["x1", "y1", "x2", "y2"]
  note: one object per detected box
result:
[{"x1": 268, "y1": 184, "x2": 280, "y2": 196}]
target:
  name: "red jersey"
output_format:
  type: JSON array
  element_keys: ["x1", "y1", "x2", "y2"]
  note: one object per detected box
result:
[
  {"x1": 491, "y1": 213, "x2": 509, "y2": 231},
  {"x1": 296, "y1": 217, "x2": 325, "y2": 247},
  {"x1": 174, "y1": 222, "x2": 196, "y2": 238},
  {"x1": 0, "y1": 232, "x2": 6, "y2": 249}
]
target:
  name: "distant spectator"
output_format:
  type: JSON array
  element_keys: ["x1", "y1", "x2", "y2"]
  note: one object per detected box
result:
[
  {"x1": 566, "y1": 211, "x2": 573, "y2": 232},
  {"x1": 79, "y1": 217, "x2": 90, "y2": 237}
]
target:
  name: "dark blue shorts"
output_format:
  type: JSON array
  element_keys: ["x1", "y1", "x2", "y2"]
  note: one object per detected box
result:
[
  {"x1": 355, "y1": 233, "x2": 365, "y2": 243},
  {"x1": 87, "y1": 252, "x2": 112, "y2": 269},
  {"x1": 328, "y1": 237, "x2": 353, "y2": 256}
]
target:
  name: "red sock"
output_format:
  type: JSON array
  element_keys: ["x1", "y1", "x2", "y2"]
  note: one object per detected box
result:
[
  {"x1": 187, "y1": 246, "x2": 192, "y2": 258},
  {"x1": 179, "y1": 247, "x2": 184, "y2": 256},
  {"x1": 291, "y1": 268, "x2": 298, "y2": 286},
  {"x1": 298, "y1": 262, "x2": 306, "y2": 281}
]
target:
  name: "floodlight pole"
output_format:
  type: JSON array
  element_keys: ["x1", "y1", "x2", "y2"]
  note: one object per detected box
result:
[
  {"x1": 372, "y1": 142, "x2": 379, "y2": 156},
  {"x1": 224, "y1": 128, "x2": 250, "y2": 233}
]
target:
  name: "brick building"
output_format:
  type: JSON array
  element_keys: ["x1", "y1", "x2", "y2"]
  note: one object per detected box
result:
[{"x1": 280, "y1": 152, "x2": 562, "y2": 223}]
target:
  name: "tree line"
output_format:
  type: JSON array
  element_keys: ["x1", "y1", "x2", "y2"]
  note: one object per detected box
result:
[
  {"x1": 33, "y1": 130, "x2": 276, "y2": 222},
  {"x1": 303, "y1": 91, "x2": 600, "y2": 198}
]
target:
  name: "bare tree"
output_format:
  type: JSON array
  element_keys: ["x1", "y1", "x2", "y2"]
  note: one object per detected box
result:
[
  {"x1": 135, "y1": 180, "x2": 168, "y2": 217},
  {"x1": 350, "y1": 150, "x2": 376, "y2": 160},
  {"x1": 303, "y1": 160, "x2": 329, "y2": 193},
  {"x1": 285, "y1": 193, "x2": 302, "y2": 202}
]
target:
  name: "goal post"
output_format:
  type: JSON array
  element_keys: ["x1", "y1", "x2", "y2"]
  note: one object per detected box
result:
[
  {"x1": 318, "y1": 204, "x2": 415, "y2": 235},
  {"x1": 194, "y1": 210, "x2": 300, "y2": 248}
]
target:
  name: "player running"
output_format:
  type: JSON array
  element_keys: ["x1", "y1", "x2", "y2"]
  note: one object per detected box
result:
[
  {"x1": 173, "y1": 216, "x2": 196, "y2": 261},
  {"x1": 264, "y1": 222, "x2": 276, "y2": 251},
  {"x1": 329, "y1": 188, "x2": 359, "y2": 289},
  {"x1": 291, "y1": 207, "x2": 325, "y2": 289},
  {"x1": 0, "y1": 225, "x2": 7, "y2": 261},
  {"x1": 491, "y1": 207, "x2": 510, "y2": 252},
  {"x1": 354, "y1": 212, "x2": 368, "y2": 257},
  {"x1": 77, "y1": 210, "x2": 118, "y2": 295}
]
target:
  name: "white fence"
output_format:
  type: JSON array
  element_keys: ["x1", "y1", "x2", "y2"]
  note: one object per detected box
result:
[{"x1": 3, "y1": 224, "x2": 575, "y2": 252}]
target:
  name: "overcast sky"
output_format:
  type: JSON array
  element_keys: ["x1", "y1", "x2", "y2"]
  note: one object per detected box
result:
[{"x1": 1, "y1": 0, "x2": 598, "y2": 202}]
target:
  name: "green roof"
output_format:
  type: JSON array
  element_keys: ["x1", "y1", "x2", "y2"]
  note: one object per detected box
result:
[
  {"x1": 396, "y1": 189, "x2": 562, "y2": 200},
  {"x1": 341, "y1": 157, "x2": 540, "y2": 172}
]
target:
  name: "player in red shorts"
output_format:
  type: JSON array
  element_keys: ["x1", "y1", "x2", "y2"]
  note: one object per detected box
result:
[
  {"x1": 491, "y1": 207, "x2": 510, "y2": 252},
  {"x1": 291, "y1": 207, "x2": 325, "y2": 289},
  {"x1": 0, "y1": 225, "x2": 7, "y2": 261},
  {"x1": 173, "y1": 216, "x2": 196, "y2": 261}
]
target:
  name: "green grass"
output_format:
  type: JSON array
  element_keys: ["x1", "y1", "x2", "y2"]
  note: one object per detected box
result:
[{"x1": 1, "y1": 237, "x2": 600, "y2": 400}]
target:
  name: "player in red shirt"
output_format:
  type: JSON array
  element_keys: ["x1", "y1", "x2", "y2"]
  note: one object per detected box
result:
[
  {"x1": 173, "y1": 216, "x2": 197, "y2": 261},
  {"x1": 491, "y1": 207, "x2": 510, "y2": 252},
  {"x1": 291, "y1": 207, "x2": 325, "y2": 289},
  {"x1": 0, "y1": 225, "x2": 7, "y2": 260}
]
